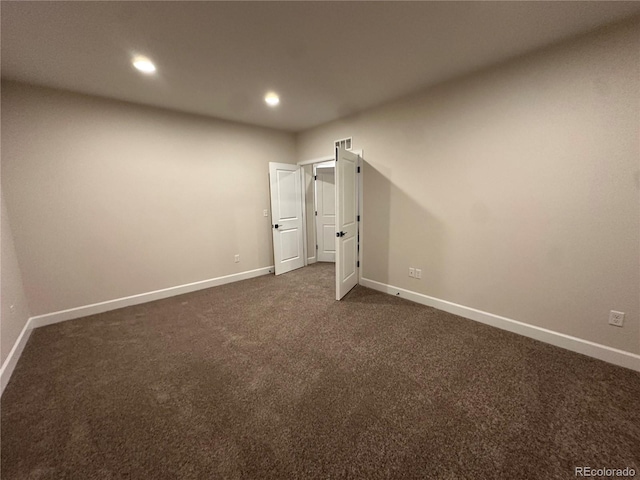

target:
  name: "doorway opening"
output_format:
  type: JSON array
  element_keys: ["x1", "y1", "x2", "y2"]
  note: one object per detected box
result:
[
  {"x1": 308, "y1": 160, "x2": 336, "y2": 265},
  {"x1": 269, "y1": 145, "x2": 362, "y2": 300}
]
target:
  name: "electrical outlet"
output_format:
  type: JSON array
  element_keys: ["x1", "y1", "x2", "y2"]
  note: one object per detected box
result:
[
  {"x1": 415, "y1": 269, "x2": 422, "y2": 279},
  {"x1": 10, "y1": 305, "x2": 16, "y2": 314},
  {"x1": 409, "y1": 267, "x2": 415, "y2": 278},
  {"x1": 234, "y1": 254, "x2": 240, "y2": 263},
  {"x1": 608, "y1": 311, "x2": 625, "y2": 327},
  {"x1": 263, "y1": 209, "x2": 268, "y2": 217}
]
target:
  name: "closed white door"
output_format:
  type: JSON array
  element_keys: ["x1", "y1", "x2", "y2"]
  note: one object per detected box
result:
[
  {"x1": 315, "y1": 167, "x2": 336, "y2": 262},
  {"x1": 335, "y1": 147, "x2": 359, "y2": 300},
  {"x1": 269, "y1": 162, "x2": 305, "y2": 275}
]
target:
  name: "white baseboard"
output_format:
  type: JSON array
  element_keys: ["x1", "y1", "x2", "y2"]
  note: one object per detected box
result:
[
  {"x1": 4, "y1": 269, "x2": 635, "y2": 397},
  {"x1": 29, "y1": 266, "x2": 275, "y2": 329},
  {"x1": 0, "y1": 266, "x2": 274, "y2": 396},
  {"x1": 360, "y1": 277, "x2": 640, "y2": 372},
  {"x1": 0, "y1": 319, "x2": 33, "y2": 396}
]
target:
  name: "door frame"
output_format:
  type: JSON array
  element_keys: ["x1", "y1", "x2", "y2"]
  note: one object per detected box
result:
[
  {"x1": 356, "y1": 150, "x2": 363, "y2": 285},
  {"x1": 314, "y1": 161, "x2": 336, "y2": 263},
  {"x1": 297, "y1": 148, "x2": 363, "y2": 285},
  {"x1": 299, "y1": 155, "x2": 333, "y2": 267}
]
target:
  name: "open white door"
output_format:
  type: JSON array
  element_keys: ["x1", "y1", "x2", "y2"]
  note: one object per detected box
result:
[
  {"x1": 269, "y1": 162, "x2": 305, "y2": 275},
  {"x1": 335, "y1": 147, "x2": 359, "y2": 300},
  {"x1": 315, "y1": 166, "x2": 336, "y2": 263}
]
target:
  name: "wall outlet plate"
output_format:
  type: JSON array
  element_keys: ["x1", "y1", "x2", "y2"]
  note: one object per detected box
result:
[
  {"x1": 608, "y1": 311, "x2": 625, "y2": 327},
  {"x1": 409, "y1": 267, "x2": 415, "y2": 278},
  {"x1": 234, "y1": 254, "x2": 240, "y2": 263},
  {"x1": 415, "y1": 269, "x2": 422, "y2": 279}
]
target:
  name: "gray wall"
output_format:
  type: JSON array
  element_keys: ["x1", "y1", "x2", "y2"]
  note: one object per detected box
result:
[
  {"x1": 1, "y1": 82, "x2": 296, "y2": 317},
  {"x1": 1, "y1": 192, "x2": 31, "y2": 365},
  {"x1": 297, "y1": 20, "x2": 640, "y2": 354}
]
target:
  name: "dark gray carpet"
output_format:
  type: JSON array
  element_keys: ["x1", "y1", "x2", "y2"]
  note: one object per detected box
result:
[{"x1": 2, "y1": 263, "x2": 639, "y2": 479}]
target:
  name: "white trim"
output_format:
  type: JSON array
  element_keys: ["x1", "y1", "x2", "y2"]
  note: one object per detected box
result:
[
  {"x1": 314, "y1": 163, "x2": 337, "y2": 264},
  {"x1": 29, "y1": 266, "x2": 274, "y2": 329},
  {"x1": 357, "y1": 151, "x2": 364, "y2": 284},
  {"x1": 297, "y1": 155, "x2": 334, "y2": 167},
  {"x1": 300, "y1": 166, "x2": 309, "y2": 266},
  {"x1": 360, "y1": 277, "x2": 640, "y2": 372},
  {"x1": 0, "y1": 319, "x2": 33, "y2": 395},
  {"x1": 312, "y1": 162, "x2": 318, "y2": 266},
  {"x1": 1, "y1": 265, "x2": 274, "y2": 396},
  {"x1": 315, "y1": 161, "x2": 335, "y2": 169},
  {"x1": 299, "y1": 156, "x2": 336, "y2": 266}
]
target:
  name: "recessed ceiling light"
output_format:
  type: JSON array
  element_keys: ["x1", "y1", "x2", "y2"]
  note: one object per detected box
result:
[
  {"x1": 132, "y1": 55, "x2": 156, "y2": 74},
  {"x1": 264, "y1": 92, "x2": 280, "y2": 107}
]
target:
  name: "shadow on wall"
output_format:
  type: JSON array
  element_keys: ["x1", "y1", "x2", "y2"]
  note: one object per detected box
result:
[
  {"x1": 363, "y1": 161, "x2": 447, "y2": 295},
  {"x1": 362, "y1": 161, "x2": 390, "y2": 283}
]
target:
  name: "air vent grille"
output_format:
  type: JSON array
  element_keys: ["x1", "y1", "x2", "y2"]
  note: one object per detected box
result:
[{"x1": 334, "y1": 137, "x2": 353, "y2": 151}]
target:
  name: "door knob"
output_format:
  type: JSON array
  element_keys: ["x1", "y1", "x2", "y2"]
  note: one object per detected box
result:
[{"x1": 336, "y1": 231, "x2": 346, "y2": 237}]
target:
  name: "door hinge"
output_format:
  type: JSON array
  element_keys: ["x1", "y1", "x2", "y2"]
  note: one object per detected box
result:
[
  {"x1": 315, "y1": 211, "x2": 317, "y2": 216},
  {"x1": 357, "y1": 261, "x2": 360, "y2": 268},
  {"x1": 314, "y1": 175, "x2": 317, "y2": 180},
  {"x1": 357, "y1": 166, "x2": 360, "y2": 173},
  {"x1": 316, "y1": 244, "x2": 318, "y2": 250},
  {"x1": 357, "y1": 215, "x2": 360, "y2": 222}
]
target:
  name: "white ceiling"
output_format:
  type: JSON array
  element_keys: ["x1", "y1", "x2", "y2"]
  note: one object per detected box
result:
[{"x1": 2, "y1": 1, "x2": 639, "y2": 132}]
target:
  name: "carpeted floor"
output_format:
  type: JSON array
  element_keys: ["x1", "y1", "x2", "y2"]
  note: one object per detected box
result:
[{"x1": 2, "y1": 263, "x2": 639, "y2": 479}]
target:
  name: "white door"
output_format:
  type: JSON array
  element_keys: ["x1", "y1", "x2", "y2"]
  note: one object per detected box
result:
[
  {"x1": 335, "y1": 147, "x2": 359, "y2": 300},
  {"x1": 269, "y1": 162, "x2": 305, "y2": 275},
  {"x1": 315, "y1": 166, "x2": 336, "y2": 262}
]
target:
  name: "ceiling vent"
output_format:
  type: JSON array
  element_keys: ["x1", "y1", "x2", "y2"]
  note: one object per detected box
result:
[{"x1": 334, "y1": 137, "x2": 353, "y2": 151}]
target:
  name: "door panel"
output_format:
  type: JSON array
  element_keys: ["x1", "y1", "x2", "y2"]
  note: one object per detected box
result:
[
  {"x1": 279, "y1": 228, "x2": 301, "y2": 261},
  {"x1": 321, "y1": 175, "x2": 335, "y2": 215},
  {"x1": 276, "y1": 170, "x2": 298, "y2": 219},
  {"x1": 269, "y1": 162, "x2": 304, "y2": 275},
  {"x1": 342, "y1": 166, "x2": 356, "y2": 226},
  {"x1": 316, "y1": 167, "x2": 336, "y2": 262},
  {"x1": 342, "y1": 235, "x2": 356, "y2": 280},
  {"x1": 335, "y1": 147, "x2": 359, "y2": 299},
  {"x1": 322, "y1": 225, "x2": 336, "y2": 254}
]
